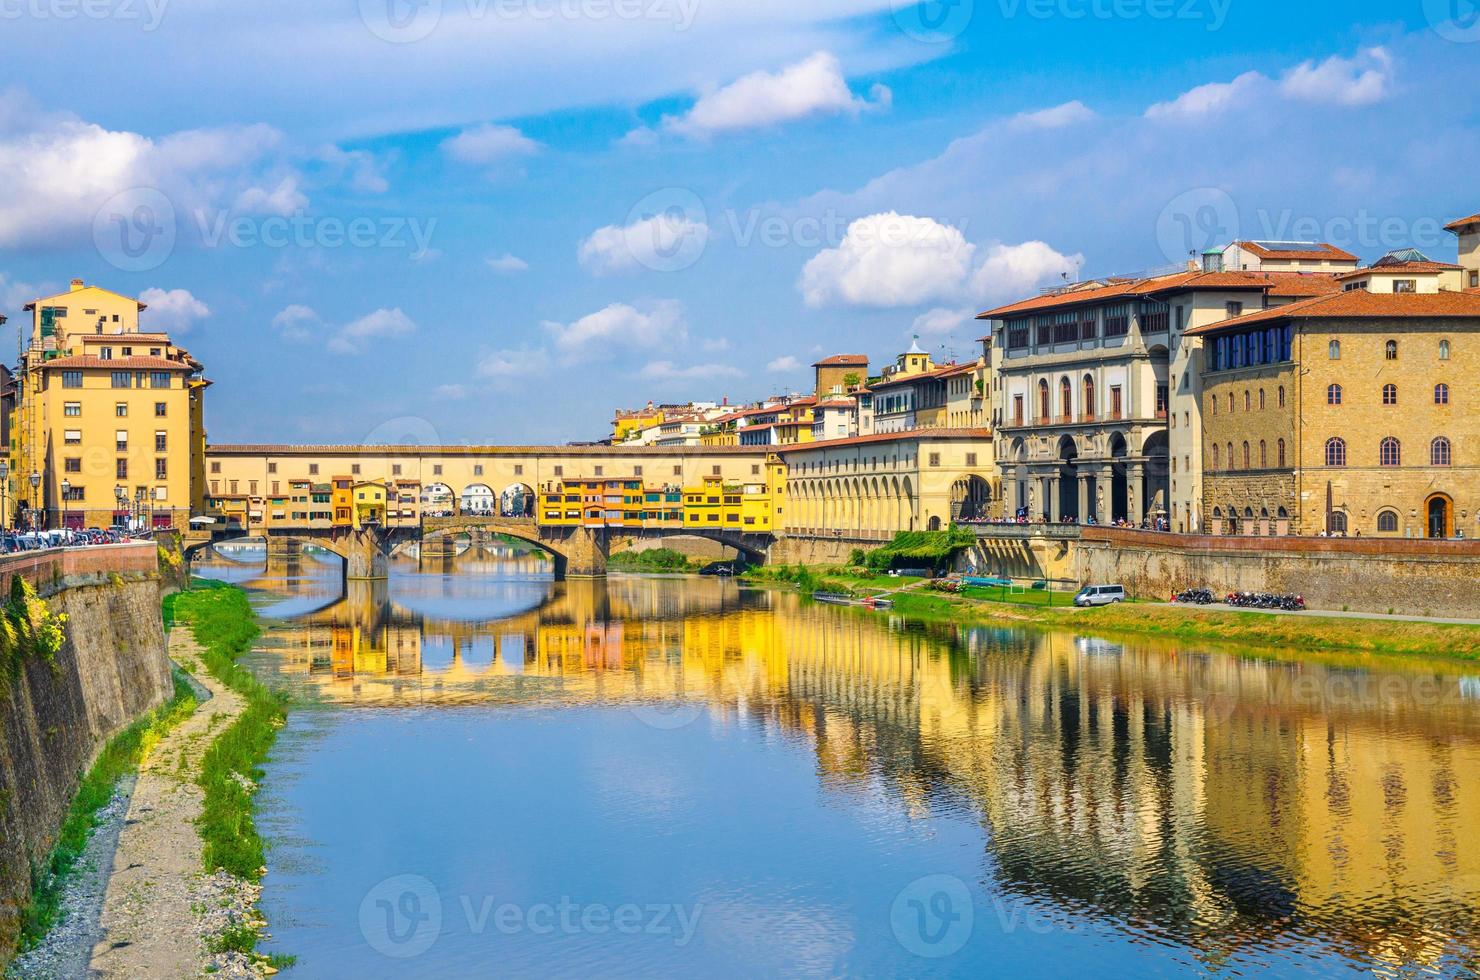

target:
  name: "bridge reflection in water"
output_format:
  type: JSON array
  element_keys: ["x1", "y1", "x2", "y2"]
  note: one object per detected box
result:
[{"x1": 193, "y1": 544, "x2": 1480, "y2": 976}]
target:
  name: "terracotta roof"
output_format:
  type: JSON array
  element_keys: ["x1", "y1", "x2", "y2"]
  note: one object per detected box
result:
[
  {"x1": 977, "y1": 274, "x2": 1185, "y2": 319},
  {"x1": 1336, "y1": 261, "x2": 1463, "y2": 280},
  {"x1": 37, "y1": 355, "x2": 194, "y2": 371},
  {"x1": 1263, "y1": 273, "x2": 1344, "y2": 298},
  {"x1": 774, "y1": 428, "x2": 993, "y2": 454},
  {"x1": 1184, "y1": 290, "x2": 1480, "y2": 336},
  {"x1": 867, "y1": 361, "x2": 972, "y2": 390},
  {"x1": 78, "y1": 333, "x2": 174, "y2": 343},
  {"x1": 812, "y1": 354, "x2": 869, "y2": 367},
  {"x1": 1444, "y1": 213, "x2": 1480, "y2": 232},
  {"x1": 1232, "y1": 241, "x2": 1359, "y2": 262},
  {"x1": 814, "y1": 398, "x2": 857, "y2": 408}
]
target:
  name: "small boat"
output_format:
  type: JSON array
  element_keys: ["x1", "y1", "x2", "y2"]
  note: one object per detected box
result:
[
  {"x1": 811, "y1": 592, "x2": 857, "y2": 605},
  {"x1": 861, "y1": 595, "x2": 894, "y2": 609}
]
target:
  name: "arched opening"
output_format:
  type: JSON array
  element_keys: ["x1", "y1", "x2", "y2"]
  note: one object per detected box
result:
[
  {"x1": 1142, "y1": 431, "x2": 1169, "y2": 523},
  {"x1": 927, "y1": 515, "x2": 942, "y2": 531},
  {"x1": 1054, "y1": 435, "x2": 1080, "y2": 521},
  {"x1": 1058, "y1": 377, "x2": 1072, "y2": 421},
  {"x1": 1108, "y1": 433, "x2": 1129, "y2": 523},
  {"x1": 1427, "y1": 493, "x2": 1454, "y2": 539},
  {"x1": 1037, "y1": 379, "x2": 1050, "y2": 423},
  {"x1": 500, "y1": 483, "x2": 535, "y2": 517},
  {"x1": 460, "y1": 483, "x2": 495, "y2": 515},
  {"x1": 421, "y1": 482, "x2": 455, "y2": 517},
  {"x1": 950, "y1": 475, "x2": 992, "y2": 522}
]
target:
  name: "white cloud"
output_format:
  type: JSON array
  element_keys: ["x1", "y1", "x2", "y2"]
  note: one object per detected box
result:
[
  {"x1": 700, "y1": 337, "x2": 731, "y2": 352},
  {"x1": 327, "y1": 307, "x2": 416, "y2": 354},
  {"x1": 270, "y1": 304, "x2": 321, "y2": 342},
  {"x1": 1145, "y1": 71, "x2": 1265, "y2": 120},
  {"x1": 442, "y1": 123, "x2": 539, "y2": 165},
  {"x1": 476, "y1": 347, "x2": 550, "y2": 378},
  {"x1": 486, "y1": 253, "x2": 529, "y2": 274},
  {"x1": 1011, "y1": 101, "x2": 1096, "y2": 129},
  {"x1": 799, "y1": 212, "x2": 976, "y2": 309},
  {"x1": 544, "y1": 300, "x2": 685, "y2": 357},
  {"x1": 665, "y1": 52, "x2": 889, "y2": 139},
  {"x1": 1281, "y1": 47, "x2": 1393, "y2": 106},
  {"x1": 313, "y1": 144, "x2": 388, "y2": 194},
  {"x1": 432, "y1": 383, "x2": 468, "y2": 400},
  {"x1": 910, "y1": 308, "x2": 972, "y2": 336},
  {"x1": 639, "y1": 360, "x2": 742, "y2": 381},
  {"x1": 233, "y1": 175, "x2": 307, "y2": 216},
  {"x1": 139, "y1": 287, "x2": 210, "y2": 333},
  {"x1": 766, "y1": 355, "x2": 801, "y2": 372},
  {"x1": 970, "y1": 241, "x2": 1082, "y2": 305},
  {"x1": 578, "y1": 212, "x2": 709, "y2": 275}
]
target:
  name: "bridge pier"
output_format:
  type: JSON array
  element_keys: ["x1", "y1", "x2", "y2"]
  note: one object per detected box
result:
[
  {"x1": 557, "y1": 526, "x2": 608, "y2": 579},
  {"x1": 341, "y1": 527, "x2": 390, "y2": 580}
]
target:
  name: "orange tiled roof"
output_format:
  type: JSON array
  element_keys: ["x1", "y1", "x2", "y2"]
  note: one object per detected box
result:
[
  {"x1": 975, "y1": 269, "x2": 1298, "y2": 322},
  {"x1": 1336, "y1": 261, "x2": 1463, "y2": 280},
  {"x1": 37, "y1": 355, "x2": 194, "y2": 371},
  {"x1": 1233, "y1": 241, "x2": 1359, "y2": 262},
  {"x1": 1444, "y1": 213, "x2": 1480, "y2": 232},
  {"x1": 774, "y1": 428, "x2": 992, "y2": 453},
  {"x1": 1262, "y1": 273, "x2": 1344, "y2": 297},
  {"x1": 78, "y1": 333, "x2": 174, "y2": 343},
  {"x1": 1183, "y1": 290, "x2": 1480, "y2": 336},
  {"x1": 867, "y1": 361, "x2": 974, "y2": 390},
  {"x1": 812, "y1": 354, "x2": 869, "y2": 367}
]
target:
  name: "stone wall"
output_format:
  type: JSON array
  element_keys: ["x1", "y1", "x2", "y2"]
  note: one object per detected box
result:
[
  {"x1": 0, "y1": 544, "x2": 172, "y2": 962},
  {"x1": 1075, "y1": 527, "x2": 1480, "y2": 617},
  {"x1": 769, "y1": 534, "x2": 860, "y2": 567}
]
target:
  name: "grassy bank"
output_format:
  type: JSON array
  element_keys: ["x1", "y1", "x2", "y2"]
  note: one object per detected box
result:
[
  {"x1": 609, "y1": 547, "x2": 700, "y2": 573},
  {"x1": 167, "y1": 582, "x2": 288, "y2": 880},
  {"x1": 887, "y1": 589, "x2": 1480, "y2": 661},
  {"x1": 17, "y1": 669, "x2": 197, "y2": 951}
]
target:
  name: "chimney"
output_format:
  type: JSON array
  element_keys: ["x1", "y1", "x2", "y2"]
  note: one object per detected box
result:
[{"x1": 70, "y1": 278, "x2": 85, "y2": 291}]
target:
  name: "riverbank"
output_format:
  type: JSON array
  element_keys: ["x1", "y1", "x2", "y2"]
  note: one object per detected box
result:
[{"x1": 748, "y1": 565, "x2": 1480, "y2": 661}]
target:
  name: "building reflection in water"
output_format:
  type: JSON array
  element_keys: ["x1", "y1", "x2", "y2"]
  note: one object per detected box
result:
[{"x1": 199, "y1": 542, "x2": 1480, "y2": 977}]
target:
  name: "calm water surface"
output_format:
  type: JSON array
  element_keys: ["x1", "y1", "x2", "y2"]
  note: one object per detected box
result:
[{"x1": 194, "y1": 542, "x2": 1480, "y2": 978}]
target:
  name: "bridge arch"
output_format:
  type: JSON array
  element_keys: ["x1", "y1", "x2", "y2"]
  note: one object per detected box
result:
[
  {"x1": 500, "y1": 483, "x2": 535, "y2": 518},
  {"x1": 460, "y1": 483, "x2": 495, "y2": 514}
]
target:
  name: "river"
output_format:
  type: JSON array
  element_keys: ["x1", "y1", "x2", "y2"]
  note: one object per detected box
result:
[{"x1": 192, "y1": 542, "x2": 1480, "y2": 978}]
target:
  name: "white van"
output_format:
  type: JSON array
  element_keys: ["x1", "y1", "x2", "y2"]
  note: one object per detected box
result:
[{"x1": 1073, "y1": 584, "x2": 1126, "y2": 608}]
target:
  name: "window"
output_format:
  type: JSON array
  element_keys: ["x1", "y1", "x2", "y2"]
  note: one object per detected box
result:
[
  {"x1": 1242, "y1": 442, "x2": 1250, "y2": 469},
  {"x1": 116, "y1": 459, "x2": 128, "y2": 479},
  {"x1": 1379, "y1": 436, "x2": 1401, "y2": 467},
  {"x1": 1435, "y1": 383, "x2": 1450, "y2": 405},
  {"x1": 1277, "y1": 439, "x2": 1286, "y2": 468},
  {"x1": 64, "y1": 429, "x2": 82, "y2": 445},
  {"x1": 112, "y1": 371, "x2": 131, "y2": 388},
  {"x1": 155, "y1": 459, "x2": 168, "y2": 480},
  {"x1": 63, "y1": 371, "x2": 83, "y2": 388},
  {"x1": 211, "y1": 461, "x2": 221, "y2": 474},
  {"x1": 433, "y1": 464, "x2": 442, "y2": 476},
  {"x1": 116, "y1": 402, "x2": 128, "y2": 417},
  {"x1": 155, "y1": 431, "x2": 167, "y2": 452},
  {"x1": 1439, "y1": 340, "x2": 1451, "y2": 360},
  {"x1": 594, "y1": 465, "x2": 604, "y2": 477},
  {"x1": 1012, "y1": 395, "x2": 1024, "y2": 426},
  {"x1": 1226, "y1": 442, "x2": 1234, "y2": 470},
  {"x1": 1109, "y1": 386, "x2": 1122, "y2": 418},
  {"x1": 268, "y1": 462, "x2": 277, "y2": 474},
  {"x1": 1377, "y1": 510, "x2": 1399, "y2": 533},
  {"x1": 1431, "y1": 436, "x2": 1452, "y2": 467},
  {"x1": 1258, "y1": 389, "x2": 1265, "y2": 410},
  {"x1": 473, "y1": 464, "x2": 484, "y2": 476},
  {"x1": 1325, "y1": 437, "x2": 1347, "y2": 467},
  {"x1": 1225, "y1": 301, "x2": 1244, "y2": 319},
  {"x1": 1278, "y1": 386, "x2": 1286, "y2": 408},
  {"x1": 1385, "y1": 340, "x2": 1398, "y2": 360},
  {"x1": 99, "y1": 346, "x2": 114, "y2": 360},
  {"x1": 391, "y1": 464, "x2": 401, "y2": 476},
  {"x1": 64, "y1": 402, "x2": 81, "y2": 416},
  {"x1": 1259, "y1": 441, "x2": 1267, "y2": 467},
  {"x1": 1082, "y1": 376, "x2": 1095, "y2": 419},
  {"x1": 154, "y1": 401, "x2": 167, "y2": 417},
  {"x1": 1382, "y1": 384, "x2": 1398, "y2": 405},
  {"x1": 309, "y1": 463, "x2": 319, "y2": 475},
  {"x1": 1243, "y1": 390, "x2": 1251, "y2": 412},
  {"x1": 64, "y1": 457, "x2": 81, "y2": 473},
  {"x1": 928, "y1": 453, "x2": 941, "y2": 467},
  {"x1": 554, "y1": 465, "x2": 563, "y2": 477},
  {"x1": 1058, "y1": 378, "x2": 1072, "y2": 419},
  {"x1": 1327, "y1": 383, "x2": 1342, "y2": 405},
  {"x1": 1330, "y1": 511, "x2": 1348, "y2": 534},
  {"x1": 116, "y1": 430, "x2": 128, "y2": 452},
  {"x1": 1328, "y1": 340, "x2": 1341, "y2": 360},
  {"x1": 1392, "y1": 279, "x2": 1417, "y2": 294},
  {"x1": 965, "y1": 453, "x2": 977, "y2": 467},
  {"x1": 1212, "y1": 444, "x2": 1221, "y2": 470},
  {"x1": 150, "y1": 372, "x2": 171, "y2": 389},
  {"x1": 1037, "y1": 379, "x2": 1050, "y2": 421}
]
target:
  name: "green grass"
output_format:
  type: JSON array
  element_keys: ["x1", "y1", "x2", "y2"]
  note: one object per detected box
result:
[
  {"x1": 169, "y1": 582, "x2": 288, "y2": 881},
  {"x1": 17, "y1": 669, "x2": 198, "y2": 950},
  {"x1": 609, "y1": 547, "x2": 698, "y2": 573}
]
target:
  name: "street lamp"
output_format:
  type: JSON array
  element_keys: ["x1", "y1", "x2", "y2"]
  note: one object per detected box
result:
[
  {"x1": 61, "y1": 479, "x2": 70, "y2": 532},
  {"x1": 135, "y1": 487, "x2": 146, "y2": 532},
  {"x1": 115, "y1": 485, "x2": 126, "y2": 531},
  {"x1": 29, "y1": 471, "x2": 40, "y2": 530},
  {"x1": 0, "y1": 461, "x2": 9, "y2": 530}
]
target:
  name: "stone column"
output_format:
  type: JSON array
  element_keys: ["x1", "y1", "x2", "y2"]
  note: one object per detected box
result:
[
  {"x1": 1129, "y1": 463, "x2": 1145, "y2": 524},
  {"x1": 1045, "y1": 475, "x2": 1058, "y2": 520},
  {"x1": 342, "y1": 527, "x2": 389, "y2": 580},
  {"x1": 1077, "y1": 473, "x2": 1091, "y2": 523}
]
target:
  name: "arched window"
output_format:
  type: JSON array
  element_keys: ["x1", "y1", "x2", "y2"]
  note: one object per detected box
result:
[
  {"x1": 1244, "y1": 390, "x2": 1251, "y2": 412},
  {"x1": 1059, "y1": 377, "x2": 1072, "y2": 419},
  {"x1": 1278, "y1": 386, "x2": 1286, "y2": 408},
  {"x1": 1382, "y1": 384, "x2": 1398, "y2": 406},
  {"x1": 1385, "y1": 339, "x2": 1398, "y2": 360},
  {"x1": 1258, "y1": 389, "x2": 1266, "y2": 410},
  {"x1": 1327, "y1": 383, "x2": 1342, "y2": 405},
  {"x1": 1431, "y1": 436, "x2": 1452, "y2": 467},
  {"x1": 1228, "y1": 392, "x2": 1235, "y2": 413},
  {"x1": 1435, "y1": 383, "x2": 1450, "y2": 405},
  {"x1": 1242, "y1": 441, "x2": 1250, "y2": 469},
  {"x1": 1330, "y1": 511, "x2": 1348, "y2": 534},
  {"x1": 1379, "y1": 436, "x2": 1401, "y2": 467},
  {"x1": 1038, "y1": 379, "x2": 1050, "y2": 421},
  {"x1": 1083, "y1": 375, "x2": 1095, "y2": 419},
  {"x1": 1259, "y1": 440, "x2": 1267, "y2": 467},
  {"x1": 1211, "y1": 396, "x2": 1217, "y2": 416},
  {"x1": 1329, "y1": 340, "x2": 1341, "y2": 360},
  {"x1": 1227, "y1": 442, "x2": 1234, "y2": 470},
  {"x1": 1212, "y1": 444, "x2": 1220, "y2": 470},
  {"x1": 1277, "y1": 438, "x2": 1286, "y2": 468},
  {"x1": 1439, "y1": 339, "x2": 1451, "y2": 360},
  {"x1": 1325, "y1": 437, "x2": 1347, "y2": 467},
  {"x1": 1377, "y1": 510, "x2": 1399, "y2": 533}
]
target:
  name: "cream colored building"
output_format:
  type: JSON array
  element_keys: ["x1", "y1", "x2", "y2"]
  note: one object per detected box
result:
[
  {"x1": 11, "y1": 280, "x2": 207, "y2": 530},
  {"x1": 1446, "y1": 212, "x2": 1480, "y2": 289}
]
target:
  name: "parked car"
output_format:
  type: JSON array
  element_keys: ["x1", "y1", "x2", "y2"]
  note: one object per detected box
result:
[{"x1": 1073, "y1": 584, "x2": 1127, "y2": 608}]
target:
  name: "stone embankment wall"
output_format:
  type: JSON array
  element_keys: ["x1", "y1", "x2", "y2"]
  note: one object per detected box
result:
[
  {"x1": 0, "y1": 543, "x2": 172, "y2": 963},
  {"x1": 1074, "y1": 528, "x2": 1480, "y2": 617},
  {"x1": 769, "y1": 534, "x2": 860, "y2": 567}
]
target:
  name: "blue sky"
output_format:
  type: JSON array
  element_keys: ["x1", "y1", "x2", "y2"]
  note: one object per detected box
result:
[{"x1": 2, "y1": 0, "x2": 1476, "y2": 444}]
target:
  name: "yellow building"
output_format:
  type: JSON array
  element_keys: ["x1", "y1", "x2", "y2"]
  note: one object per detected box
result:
[
  {"x1": 681, "y1": 455, "x2": 785, "y2": 532},
  {"x1": 351, "y1": 481, "x2": 387, "y2": 527},
  {"x1": 331, "y1": 476, "x2": 354, "y2": 527},
  {"x1": 11, "y1": 279, "x2": 208, "y2": 530}
]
